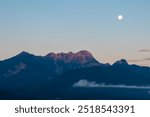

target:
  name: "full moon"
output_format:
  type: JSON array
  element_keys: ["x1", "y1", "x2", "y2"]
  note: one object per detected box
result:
[{"x1": 117, "y1": 15, "x2": 123, "y2": 21}]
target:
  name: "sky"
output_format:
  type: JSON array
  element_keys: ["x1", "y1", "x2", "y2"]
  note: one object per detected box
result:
[{"x1": 0, "y1": 0, "x2": 150, "y2": 66}]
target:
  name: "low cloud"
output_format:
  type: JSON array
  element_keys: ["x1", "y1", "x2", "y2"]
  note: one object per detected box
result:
[
  {"x1": 73, "y1": 79, "x2": 100, "y2": 88},
  {"x1": 139, "y1": 49, "x2": 150, "y2": 52},
  {"x1": 73, "y1": 79, "x2": 150, "y2": 89},
  {"x1": 3, "y1": 63, "x2": 27, "y2": 77}
]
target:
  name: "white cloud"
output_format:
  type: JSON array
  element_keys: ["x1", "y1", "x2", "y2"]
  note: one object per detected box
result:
[
  {"x1": 73, "y1": 79, "x2": 100, "y2": 88},
  {"x1": 73, "y1": 79, "x2": 150, "y2": 89},
  {"x1": 3, "y1": 62, "x2": 27, "y2": 77}
]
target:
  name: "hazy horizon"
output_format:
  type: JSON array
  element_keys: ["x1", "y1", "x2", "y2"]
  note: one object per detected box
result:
[{"x1": 0, "y1": 0, "x2": 150, "y2": 66}]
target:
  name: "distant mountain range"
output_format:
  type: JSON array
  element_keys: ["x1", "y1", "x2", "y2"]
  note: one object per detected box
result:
[{"x1": 0, "y1": 50, "x2": 150, "y2": 100}]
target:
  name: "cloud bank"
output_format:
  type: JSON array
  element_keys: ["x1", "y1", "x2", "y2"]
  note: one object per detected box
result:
[
  {"x1": 73, "y1": 79, "x2": 150, "y2": 89},
  {"x1": 139, "y1": 49, "x2": 150, "y2": 52},
  {"x1": 129, "y1": 58, "x2": 150, "y2": 63}
]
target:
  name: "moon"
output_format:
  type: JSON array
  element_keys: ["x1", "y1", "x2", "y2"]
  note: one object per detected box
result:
[{"x1": 117, "y1": 15, "x2": 123, "y2": 21}]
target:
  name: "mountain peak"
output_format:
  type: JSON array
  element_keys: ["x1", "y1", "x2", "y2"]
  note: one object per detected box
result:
[
  {"x1": 113, "y1": 59, "x2": 129, "y2": 66},
  {"x1": 14, "y1": 51, "x2": 35, "y2": 59},
  {"x1": 18, "y1": 51, "x2": 31, "y2": 56},
  {"x1": 46, "y1": 50, "x2": 93, "y2": 59},
  {"x1": 46, "y1": 50, "x2": 100, "y2": 66},
  {"x1": 76, "y1": 50, "x2": 92, "y2": 55},
  {"x1": 46, "y1": 50, "x2": 92, "y2": 56}
]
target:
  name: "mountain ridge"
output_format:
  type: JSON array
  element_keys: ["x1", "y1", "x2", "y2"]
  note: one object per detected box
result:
[
  {"x1": 1, "y1": 50, "x2": 148, "y2": 68},
  {"x1": 0, "y1": 50, "x2": 103, "y2": 79},
  {"x1": 0, "y1": 50, "x2": 150, "y2": 99}
]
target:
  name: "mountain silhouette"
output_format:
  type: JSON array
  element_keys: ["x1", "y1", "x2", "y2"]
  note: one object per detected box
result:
[
  {"x1": 0, "y1": 50, "x2": 101, "y2": 78},
  {"x1": 113, "y1": 59, "x2": 129, "y2": 66},
  {"x1": 0, "y1": 50, "x2": 150, "y2": 99}
]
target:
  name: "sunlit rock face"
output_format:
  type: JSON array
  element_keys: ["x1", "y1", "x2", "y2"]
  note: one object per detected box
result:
[
  {"x1": 45, "y1": 50, "x2": 102, "y2": 74},
  {"x1": 46, "y1": 50, "x2": 99, "y2": 65}
]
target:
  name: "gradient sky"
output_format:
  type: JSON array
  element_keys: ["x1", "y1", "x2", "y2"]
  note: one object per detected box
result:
[{"x1": 0, "y1": 0, "x2": 150, "y2": 66}]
